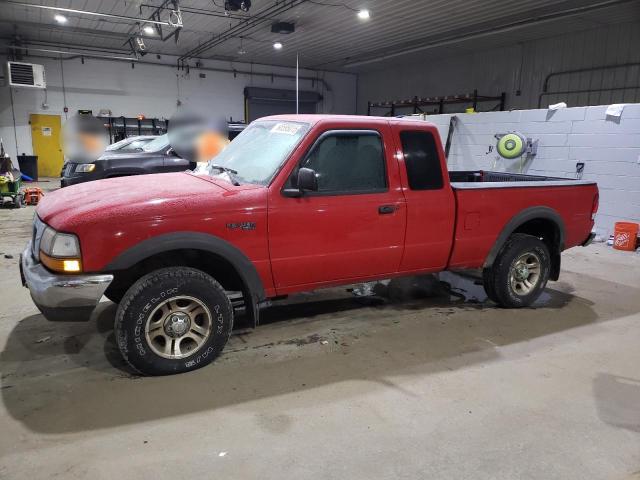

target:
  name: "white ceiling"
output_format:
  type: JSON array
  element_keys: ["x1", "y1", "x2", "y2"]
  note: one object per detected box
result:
[{"x1": 1, "y1": 0, "x2": 639, "y2": 72}]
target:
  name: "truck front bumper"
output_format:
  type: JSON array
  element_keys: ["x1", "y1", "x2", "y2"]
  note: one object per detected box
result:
[{"x1": 20, "y1": 243, "x2": 113, "y2": 321}]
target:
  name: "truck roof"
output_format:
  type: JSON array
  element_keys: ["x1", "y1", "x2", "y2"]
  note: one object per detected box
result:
[{"x1": 259, "y1": 114, "x2": 435, "y2": 127}]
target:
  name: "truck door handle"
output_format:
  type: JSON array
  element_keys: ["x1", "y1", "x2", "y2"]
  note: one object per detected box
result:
[{"x1": 378, "y1": 205, "x2": 397, "y2": 214}]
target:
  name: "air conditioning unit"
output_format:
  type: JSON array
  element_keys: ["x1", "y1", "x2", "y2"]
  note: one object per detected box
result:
[{"x1": 7, "y1": 62, "x2": 46, "y2": 89}]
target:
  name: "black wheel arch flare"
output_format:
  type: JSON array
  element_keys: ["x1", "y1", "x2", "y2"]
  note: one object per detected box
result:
[
  {"x1": 484, "y1": 206, "x2": 566, "y2": 281},
  {"x1": 105, "y1": 232, "x2": 266, "y2": 327}
]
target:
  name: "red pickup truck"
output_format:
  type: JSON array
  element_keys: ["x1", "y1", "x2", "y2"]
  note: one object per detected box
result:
[{"x1": 21, "y1": 115, "x2": 598, "y2": 375}]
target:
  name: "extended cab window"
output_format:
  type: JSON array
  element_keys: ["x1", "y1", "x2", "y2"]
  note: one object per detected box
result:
[
  {"x1": 296, "y1": 131, "x2": 387, "y2": 194},
  {"x1": 400, "y1": 131, "x2": 444, "y2": 190}
]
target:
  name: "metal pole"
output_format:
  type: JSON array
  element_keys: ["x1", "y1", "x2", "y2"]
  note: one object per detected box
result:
[{"x1": 296, "y1": 52, "x2": 299, "y2": 115}]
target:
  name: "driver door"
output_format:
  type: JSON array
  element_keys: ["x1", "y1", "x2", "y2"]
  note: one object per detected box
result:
[{"x1": 267, "y1": 127, "x2": 406, "y2": 292}]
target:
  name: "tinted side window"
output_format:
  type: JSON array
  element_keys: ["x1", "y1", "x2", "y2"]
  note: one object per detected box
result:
[
  {"x1": 298, "y1": 132, "x2": 387, "y2": 194},
  {"x1": 400, "y1": 131, "x2": 444, "y2": 190}
]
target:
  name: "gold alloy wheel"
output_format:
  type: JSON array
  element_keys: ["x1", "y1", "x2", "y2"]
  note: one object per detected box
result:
[
  {"x1": 509, "y1": 252, "x2": 541, "y2": 296},
  {"x1": 145, "y1": 295, "x2": 213, "y2": 359}
]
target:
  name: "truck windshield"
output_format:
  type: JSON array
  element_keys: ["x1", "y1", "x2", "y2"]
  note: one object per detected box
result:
[{"x1": 203, "y1": 120, "x2": 310, "y2": 185}]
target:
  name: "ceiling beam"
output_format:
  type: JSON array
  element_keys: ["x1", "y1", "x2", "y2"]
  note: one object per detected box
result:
[
  {"x1": 5, "y1": 43, "x2": 138, "y2": 61},
  {"x1": 0, "y1": 18, "x2": 132, "y2": 41},
  {"x1": 3, "y1": 1, "x2": 178, "y2": 27}
]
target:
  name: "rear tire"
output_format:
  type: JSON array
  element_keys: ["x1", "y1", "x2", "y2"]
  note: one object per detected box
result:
[
  {"x1": 482, "y1": 268, "x2": 499, "y2": 303},
  {"x1": 485, "y1": 233, "x2": 551, "y2": 308},
  {"x1": 115, "y1": 267, "x2": 233, "y2": 375}
]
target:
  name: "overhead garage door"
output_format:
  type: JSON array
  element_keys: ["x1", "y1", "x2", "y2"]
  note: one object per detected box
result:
[{"x1": 244, "y1": 87, "x2": 323, "y2": 122}]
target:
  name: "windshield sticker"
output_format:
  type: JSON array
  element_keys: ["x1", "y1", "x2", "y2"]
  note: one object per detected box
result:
[{"x1": 270, "y1": 123, "x2": 302, "y2": 135}]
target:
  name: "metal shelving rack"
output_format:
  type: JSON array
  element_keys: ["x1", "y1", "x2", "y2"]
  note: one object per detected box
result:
[
  {"x1": 367, "y1": 90, "x2": 506, "y2": 116},
  {"x1": 102, "y1": 117, "x2": 169, "y2": 143}
]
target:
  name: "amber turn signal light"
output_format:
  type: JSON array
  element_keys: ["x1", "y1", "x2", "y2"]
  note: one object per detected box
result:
[{"x1": 40, "y1": 252, "x2": 82, "y2": 273}]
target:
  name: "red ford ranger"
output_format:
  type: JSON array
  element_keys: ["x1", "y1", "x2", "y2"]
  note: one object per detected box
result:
[{"x1": 20, "y1": 115, "x2": 598, "y2": 375}]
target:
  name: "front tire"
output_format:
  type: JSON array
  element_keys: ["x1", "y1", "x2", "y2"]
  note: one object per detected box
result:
[
  {"x1": 485, "y1": 233, "x2": 551, "y2": 308},
  {"x1": 115, "y1": 267, "x2": 233, "y2": 375}
]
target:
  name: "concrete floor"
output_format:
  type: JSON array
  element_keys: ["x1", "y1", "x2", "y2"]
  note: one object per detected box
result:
[{"x1": 1, "y1": 179, "x2": 639, "y2": 480}]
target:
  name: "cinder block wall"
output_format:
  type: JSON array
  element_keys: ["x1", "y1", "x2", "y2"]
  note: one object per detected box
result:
[{"x1": 424, "y1": 104, "x2": 640, "y2": 237}]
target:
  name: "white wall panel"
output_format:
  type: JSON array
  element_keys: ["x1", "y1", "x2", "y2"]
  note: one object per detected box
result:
[{"x1": 0, "y1": 55, "x2": 356, "y2": 161}]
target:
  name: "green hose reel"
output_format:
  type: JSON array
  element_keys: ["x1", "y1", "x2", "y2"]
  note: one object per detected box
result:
[{"x1": 495, "y1": 132, "x2": 538, "y2": 159}]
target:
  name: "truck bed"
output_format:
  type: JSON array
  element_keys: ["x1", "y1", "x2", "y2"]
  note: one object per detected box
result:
[
  {"x1": 449, "y1": 170, "x2": 596, "y2": 188},
  {"x1": 446, "y1": 170, "x2": 598, "y2": 270}
]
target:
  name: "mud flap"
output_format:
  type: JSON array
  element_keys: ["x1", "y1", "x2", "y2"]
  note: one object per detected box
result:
[{"x1": 550, "y1": 251, "x2": 561, "y2": 281}]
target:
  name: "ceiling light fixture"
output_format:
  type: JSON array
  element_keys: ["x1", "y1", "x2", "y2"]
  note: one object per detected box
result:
[
  {"x1": 237, "y1": 37, "x2": 247, "y2": 55},
  {"x1": 54, "y1": 14, "x2": 68, "y2": 24},
  {"x1": 143, "y1": 25, "x2": 155, "y2": 35},
  {"x1": 273, "y1": 42, "x2": 283, "y2": 50},
  {"x1": 357, "y1": 9, "x2": 370, "y2": 20}
]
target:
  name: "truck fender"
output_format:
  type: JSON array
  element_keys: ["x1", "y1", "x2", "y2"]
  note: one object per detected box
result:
[
  {"x1": 483, "y1": 206, "x2": 565, "y2": 280},
  {"x1": 105, "y1": 232, "x2": 266, "y2": 325}
]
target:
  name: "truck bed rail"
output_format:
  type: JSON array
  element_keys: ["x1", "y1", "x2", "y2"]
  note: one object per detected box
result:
[{"x1": 450, "y1": 170, "x2": 596, "y2": 189}]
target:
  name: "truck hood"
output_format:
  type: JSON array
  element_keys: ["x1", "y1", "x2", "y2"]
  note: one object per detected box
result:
[{"x1": 37, "y1": 172, "x2": 229, "y2": 229}]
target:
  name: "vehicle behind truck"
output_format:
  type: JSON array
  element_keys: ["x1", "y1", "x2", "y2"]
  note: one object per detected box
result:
[
  {"x1": 21, "y1": 115, "x2": 598, "y2": 375},
  {"x1": 60, "y1": 124, "x2": 246, "y2": 187}
]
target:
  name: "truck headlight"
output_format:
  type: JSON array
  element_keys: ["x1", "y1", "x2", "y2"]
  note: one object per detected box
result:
[
  {"x1": 39, "y1": 227, "x2": 82, "y2": 273},
  {"x1": 75, "y1": 163, "x2": 96, "y2": 173}
]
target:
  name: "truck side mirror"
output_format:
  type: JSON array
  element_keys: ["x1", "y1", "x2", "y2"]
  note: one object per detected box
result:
[
  {"x1": 282, "y1": 167, "x2": 318, "y2": 198},
  {"x1": 297, "y1": 168, "x2": 318, "y2": 192}
]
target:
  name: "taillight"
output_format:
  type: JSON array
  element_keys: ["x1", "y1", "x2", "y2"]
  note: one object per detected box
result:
[{"x1": 591, "y1": 193, "x2": 599, "y2": 220}]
